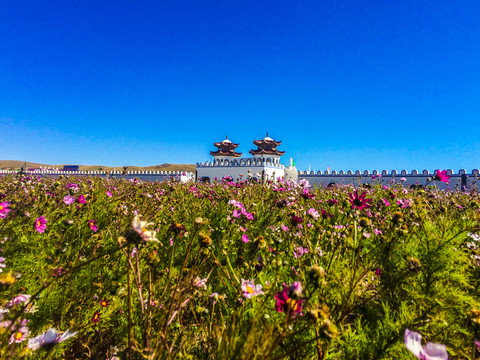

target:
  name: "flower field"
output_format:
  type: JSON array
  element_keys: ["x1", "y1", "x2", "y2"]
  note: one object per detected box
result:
[{"x1": 1, "y1": 174, "x2": 480, "y2": 359}]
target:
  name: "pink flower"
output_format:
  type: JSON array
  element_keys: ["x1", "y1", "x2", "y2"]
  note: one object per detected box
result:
[
  {"x1": 281, "y1": 224, "x2": 289, "y2": 232},
  {"x1": 241, "y1": 279, "x2": 264, "y2": 299},
  {"x1": 232, "y1": 209, "x2": 242, "y2": 218},
  {"x1": 404, "y1": 329, "x2": 448, "y2": 360},
  {"x1": 9, "y1": 326, "x2": 30, "y2": 344},
  {"x1": 0, "y1": 202, "x2": 11, "y2": 218},
  {"x1": 348, "y1": 190, "x2": 372, "y2": 210},
  {"x1": 397, "y1": 198, "x2": 411, "y2": 208},
  {"x1": 6, "y1": 294, "x2": 31, "y2": 307},
  {"x1": 274, "y1": 283, "x2": 303, "y2": 316},
  {"x1": 66, "y1": 183, "x2": 79, "y2": 193},
  {"x1": 434, "y1": 170, "x2": 450, "y2": 184},
  {"x1": 193, "y1": 277, "x2": 207, "y2": 289},
  {"x1": 88, "y1": 219, "x2": 98, "y2": 232},
  {"x1": 382, "y1": 198, "x2": 390, "y2": 207},
  {"x1": 242, "y1": 234, "x2": 249, "y2": 243},
  {"x1": 77, "y1": 195, "x2": 86, "y2": 204},
  {"x1": 106, "y1": 191, "x2": 113, "y2": 197},
  {"x1": 35, "y1": 216, "x2": 47, "y2": 233},
  {"x1": 63, "y1": 195, "x2": 75, "y2": 205}
]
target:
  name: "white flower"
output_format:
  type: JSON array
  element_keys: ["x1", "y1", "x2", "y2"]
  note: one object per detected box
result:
[
  {"x1": 193, "y1": 277, "x2": 207, "y2": 289},
  {"x1": 28, "y1": 328, "x2": 77, "y2": 350},
  {"x1": 241, "y1": 279, "x2": 264, "y2": 299},
  {"x1": 132, "y1": 216, "x2": 159, "y2": 242},
  {"x1": 404, "y1": 329, "x2": 448, "y2": 360}
]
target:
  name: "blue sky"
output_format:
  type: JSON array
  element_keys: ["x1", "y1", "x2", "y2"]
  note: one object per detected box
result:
[{"x1": 1, "y1": 1, "x2": 479, "y2": 172}]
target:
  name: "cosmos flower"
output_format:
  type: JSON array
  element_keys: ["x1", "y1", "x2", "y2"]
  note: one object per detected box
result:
[
  {"x1": 28, "y1": 328, "x2": 77, "y2": 350},
  {"x1": 106, "y1": 191, "x2": 113, "y2": 197},
  {"x1": 88, "y1": 219, "x2": 98, "y2": 232},
  {"x1": 193, "y1": 277, "x2": 207, "y2": 289},
  {"x1": 35, "y1": 216, "x2": 47, "y2": 233},
  {"x1": 91, "y1": 311, "x2": 101, "y2": 323},
  {"x1": 0, "y1": 202, "x2": 11, "y2": 218},
  {"x1": 307, "y1": 208, "x2": 320, "y2": 220},
  {"x1": 404, "y1": 329, "x2": 448, "y2": 360},
  {"x1": 9, "y1": 326, "x2": 30, "y2": 344},
  {"x1": 6, "y1": 294, "x2": 31, "y2": 307},
  {"x1": 63, "y1": 195, "x2": 75, "y2": 205},
  {"x1": 132, "y1": 216, "x2": 158, "y2": 242},
  {"x1": 66, "y1": 183, "x2": 79, "y2": 193},
  {"x1": 275, "y1": 287, "x2": 303, "y2": 316},
  {"x1": 242, "y1": 234, "x2": 249, "y2": 243},
  {"x1": 348, "y1": 190, "x2": 372, "y2": 210},
  {"x1": 241, "y1": 279, "x2": 264, "y2": 299},
  {"x1": 77, "y1": 195, "x2": 86, "y2": 204},
  {"x1": 434, "y1": 170, "x2": 451, "y2": 184}
]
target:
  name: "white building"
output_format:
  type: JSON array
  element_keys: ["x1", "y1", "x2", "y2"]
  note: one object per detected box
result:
[{"x1": 196, "y1": 135, "x2": 297, "y2": 182}]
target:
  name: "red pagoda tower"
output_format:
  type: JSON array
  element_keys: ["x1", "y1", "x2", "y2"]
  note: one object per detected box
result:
[
  {"x1": 249, "y1": 133, "x2": 285, "y2": 157},
  {"x1": 210, "y1": 136, "x2": 242, "y2": 159}
]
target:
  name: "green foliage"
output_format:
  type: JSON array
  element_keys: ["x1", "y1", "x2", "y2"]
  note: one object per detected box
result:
[{"x1": 0, "y1": 174, "x2": 480, "y2": 359}]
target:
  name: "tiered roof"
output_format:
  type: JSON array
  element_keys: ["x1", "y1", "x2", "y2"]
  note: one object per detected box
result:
[
  {"x1": 210, "y1": 136, "x2": 242, "y2": 157},
  {"x1": 249, "y1": 133, "x2": 285, "y2": 156}
]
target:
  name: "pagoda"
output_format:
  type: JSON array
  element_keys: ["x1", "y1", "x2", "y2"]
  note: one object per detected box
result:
[
  {"x1": 210, "y1": 136, "x2": 242, "y2": 160},
  {"x1": 249, "y1": 133, "x2": 285, "y2": 158}
]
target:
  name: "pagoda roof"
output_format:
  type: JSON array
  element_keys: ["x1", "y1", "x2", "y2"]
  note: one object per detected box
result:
[
  {"x1": 210, "y1": 150, "x2": 242, "y2": 157},
  {"x1": 250, "y1": 133, "x2": 284, "y2": 156},
  {"x1": 211, "y1": 136, "x2": 242, "y2": 157},
  {"x1": 213, "y1": 140, "x2": 240, "y2": 149},
  {"x1": 252, "y1": 138, "x2": 282, "y2": 147},
  {"x1": 249, "y1": 148, "x2": 285, "y2": 156}
]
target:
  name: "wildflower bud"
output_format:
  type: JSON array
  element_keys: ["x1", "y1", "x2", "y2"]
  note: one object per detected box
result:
[
  {"x1": 288, "y1": 281, "x2": 302, "y2": 299},
  {"x1": 199, "y1": 232, "x2": 212, "y2": 247},
  {"x1": 63, "y1": 219, "x2": 74, "y2": 226},
  {"x1": 359, "y1": 217, "x2": 371, "y2": 227},
  {"x1": 123, "y1": 229, "x2": 142, "y2": 245},
  {"x1": 408, "y1": 257, "x2": 422, "y2": 273},
  {"x1": 195, "y1": 217, "x2": 207, "y2": 225},
  {"x1": 392, "y1": 211, "x2": 404, "y2": 224},
  {"x1": 308, "y1": 265, "x2": 327, "y2": 287},
  {"x1": 471, "y1": 309, "x2": 480, "y2": 325}
]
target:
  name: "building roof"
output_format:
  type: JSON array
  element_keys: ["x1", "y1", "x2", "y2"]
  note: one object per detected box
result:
[
  {"x1": 250, "y1": 133, "x2": 285, "y2": 156},
  {"x1": 211, "y1": 136, "x2": 242, "y2": 157}
]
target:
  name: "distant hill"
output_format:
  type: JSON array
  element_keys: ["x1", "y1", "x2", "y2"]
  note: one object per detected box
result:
[{"x1": 0, "y1": 160, "x2": 196, "y2": 173}]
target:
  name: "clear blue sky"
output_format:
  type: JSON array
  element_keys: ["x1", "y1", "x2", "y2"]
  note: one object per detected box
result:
[{"x1": 1, "y1": 1, "x2": 479, "y2": 172}]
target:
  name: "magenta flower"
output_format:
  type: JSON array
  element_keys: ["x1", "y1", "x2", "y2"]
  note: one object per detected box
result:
[
  {"x1": 77, "y1": 195, "x2": 86, "y2": 204},
  {"x1": 66, "y1": 183, "x2": 79, "y2": 193},
  {"x1": 404, "y1": 329, "x2": 448, "y2": 360},
  {"x1": 106, "y1": 191, "x2": 113, "y2": 197},
  {"x1": 348, "y1": 190, "x2": 372, "y2": 210},
  {"x1": 434, "y1": 169, "x2": 450, "y2": 184},
  {"x1": 88, "y1": 219, "x2": 98, "y2": 232},
  {"x1": 0, "y1": 202, "x2": 11, "y2": 218},
  {"x1": 242, "y1": 234, "x2": 249, "y2": 243},
  {"x1": 63, "y1": 195, "x2": 75, "y2": 205},
  {"x1": 35, "y1": 216, "x2": 47, "y2": 233},
  {"x1": 274, "y1": 283, "x2": 303, "y2": 316}
]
